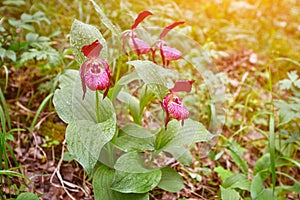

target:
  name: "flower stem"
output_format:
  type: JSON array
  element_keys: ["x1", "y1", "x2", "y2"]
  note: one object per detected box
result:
[
  {"x1": 95, "y1": 90, "x2": 101, "y2": 123},
  {"x1": 115, "y1": 60, "x2": 122, "y2": 84}
]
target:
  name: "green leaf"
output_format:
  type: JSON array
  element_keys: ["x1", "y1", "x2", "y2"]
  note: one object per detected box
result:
[
  {"x1": 66, "y1": 118, "x2": 116, "y2": 175},
  {"x1": 21, "y1": 13, "x2": 33, "y2": 21},
  {"x1": 0, "y1": 170, "x2": 24, "y2": 178},
  {"x1": 279, "y1": 156, "x2": 300, "y2": 168},
  {"x1": 227, "y1": 140, "x2": 248, "y2": 175},
  {"x1": 155, "y1": 119, "x2": 212, "y2": 164},
  {"x1": 115, "y1": 134, "x2": 155, "y2": 152},
  {"x1": 155, "y1": 124, "x2": 178, "y2": 150},
  {"x1": 0, "y1": 48, "x2": 5, "y2": 59},
  {"x1": 111, "y1": 169, "x2": 162, "y2": 193},
  {"x1": 93, "y1": 165, "x2": 149, "y2": 200},
  {"x1": 121, "y1": 124, "x2": 154, "y2": 138},
  {"x1": 20, "y1": 24, "x2": 35, "y2": 32},
  {"x1": 26, "y1": 32, "x2": 39, "y2": 42},
  {"x1": 220, "y1": 186, "x2": 240, "y2": 200},
  {"x1": 53, "y1": 70, "x2": 115, "y2": 124},
  {"x1": 228, "y1": 148, "x2": 248, "y2": 175},
  {"x1": 128, "y1": 60, "x2": 178, "y2": 100},
  {"x1": 214, "y1": 165, "x2": 233, "y2": 182},
  {"x1": 70, "y1": 19, "x2": 107, "y2": 65},
  {"x1": 222, "y1": 173, "x2": 251, "y2": 191},
  {"x1": 279, "y1": 79, "x2": 292, "y2": 90},
  {"x1": 16, "y1": 192, "x2": 39, "y2": 200},
  {"x1": 256, "y1": 188, "x2": 276, "y2": 200},
  {"x1": 114, "y1": 152, "x2": 152, "y2": 173},
  {"x1": 4, "y1": 50, "x2": 16, "y2": 62},
  {"x1": 251, "y1": 174, "x2": 264, "y2": 199},
  {"x1": 114, "y1": 124, "x2": 155, "y2": 152},
  {"x1": 3, "y1": 0, "x2": 26, "y2": 6},
  {"x1": 253, "y1": 153, "x2": 271, "y2": 180},
  {"x1": 163, "y1": 146, "x2": 192, "y2": 165},
  {"x1": 162, "y1": 119, "x2": 213, "y2": 149},
  {"x1": 275, "y1": 182, "x2": 300, "y2": 194},
  {"x1": 20, "y1": 50, "x2": 38, "y2": 63},
  {"x1": 8, "y1": 19, "x2": 21, "y2": 27},
  {"x1": 117, "y1": 91, "x2": 140, "y2": 123},
  {"x1": 273, "y1": 100, "x2": 297, "y2": 125},
  {"x1": 287, "y1": 70, "x2": 299, "y2": 82},
  {"x1": 53, "y1": 70, "x2": 78, "y2": 123},
  {"x1": 89, "y1": 0, "x2": 121, "y2": 37},
  {"x1": 111, "y1": 71, "x2": 139, "y2": 102},
  {"x1": 294, "y1": 79, "x2": 300, "y2": 88},
  {"x1": 139, "y1": 85, "x2": 155, "y2": 112},
  {"x1": 157, "y1": 167, "x2": 184, "y2": 193},
  {"x1": 62, "y1": 151, "x2": 74, "y2": 162}
]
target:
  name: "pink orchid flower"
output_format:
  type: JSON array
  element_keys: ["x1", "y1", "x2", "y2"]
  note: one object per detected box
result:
[
  {"x1": 154, "y1": 21, "x2": 184, "y2": 66},
  {"x1": 80, "y1": 40, "x2": 110, "y2": 100},
  {"x1": 122, "y1": 10, "x2": 152, "y2": 57},
  {"x1": 162, "y1": 80, "x2": 194, "y2": 127}
]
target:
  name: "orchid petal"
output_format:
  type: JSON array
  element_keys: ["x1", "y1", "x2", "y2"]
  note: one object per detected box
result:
[
  {"x1": 129, "y1": 37, "x2": 152, "y2": 55},
  {"x1": 81, "y1": 40, "x2": 103, "y2": 58},
  {"x1": 162, "y1": 92, "x2": 189, "y2": 128},
  {"x1": 80, "y1": 61, "x2": 88, "y2": 100},
  {"x1": 171, "y1": 80, "x2": 195, "y2": 93},
  {"x1": 99, "y1": 59, "x2": 111, "y2": 99},
  {"x1": 167, "y1": 102, "x2": 189, "y2": 120},
  {"x1": 131, "y1": 10, "x2": 152, "y2": 30},
  {"x1": 160, "y1": 21, "x2": 185, "y2": 39},
  {"x1": 85, "y1": 68, "x2": 110, "y2": 91},
  {"x1": 161, "y1": 45, "x2": 182, "y2": 61}
]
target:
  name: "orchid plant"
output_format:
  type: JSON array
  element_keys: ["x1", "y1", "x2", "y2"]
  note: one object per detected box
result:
[
  {"x1": 154, "y1": 21, "x2": 185, "y2": 66},
  {"x1": 53, "y1": 5, "x2": 221, "y2": 200},
  {"x1": 122, "y1": 10, "x2": 153, "y2": 57}
]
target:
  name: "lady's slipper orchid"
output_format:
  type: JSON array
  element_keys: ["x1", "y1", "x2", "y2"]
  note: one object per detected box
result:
[
  {"x1": 162, "y1": 79, "x2": 194, "y2": 127},
  {"x1": 162, "y1": 92, "x2": 189, "y2": 127},
  {"x1": 154, "y1": 21, "x2": 184, "y2": 66},
  {"x1": 80, "y1": 40, "x2": 110, "y2": 100},
  {"x1": 122, "y1": 10, "x2": 152, "y2": 57}
]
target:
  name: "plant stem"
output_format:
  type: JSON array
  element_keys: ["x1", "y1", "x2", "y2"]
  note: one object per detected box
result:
[
  {"x1": 115, "y1": 60, "x2": 122, "y2": 84},
  {"x1": 96, "y1": 90, "x2": 101, "y2": 123},
  {"x1": 268, "y1": 64, "x2": 276, "y2": 195},
  {"x1": 95, "y1": 91, "x2": 115, "y2": 166}
]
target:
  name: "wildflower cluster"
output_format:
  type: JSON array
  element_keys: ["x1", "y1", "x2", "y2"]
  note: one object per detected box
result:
[{"x1": 79, "y1": 10, "x2": 194, "y2": 127}]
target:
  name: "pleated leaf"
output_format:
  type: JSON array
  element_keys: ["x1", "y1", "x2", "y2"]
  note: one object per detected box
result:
[{"x1": 93, "y1": 165, "x2": 149, "y2": 200}]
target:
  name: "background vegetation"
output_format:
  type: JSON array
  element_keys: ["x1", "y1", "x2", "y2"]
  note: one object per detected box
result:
[{"x1": 1, "y1": 0, "x2": 299, "y2": 199}]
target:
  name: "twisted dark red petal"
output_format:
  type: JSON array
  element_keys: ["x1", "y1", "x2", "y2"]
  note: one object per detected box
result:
[
  {"x1": 160, "y1": 21, "x2": 185, "y2": 39},
  {"x1": 99, "y1": 59, "x2": 111, "y2": 99},
  {"x1": 171, "y1": 80, "x2": 195, "y2": 93},
  {"x1": 131, "y1": 10, "x2": 152, "y2": 30},
  {"x1": 80, "y1": 61, "x2": 88, "y2": 100},
  {"x1": 81, "y1": 40, "x2": 103, "y2": 58}
]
